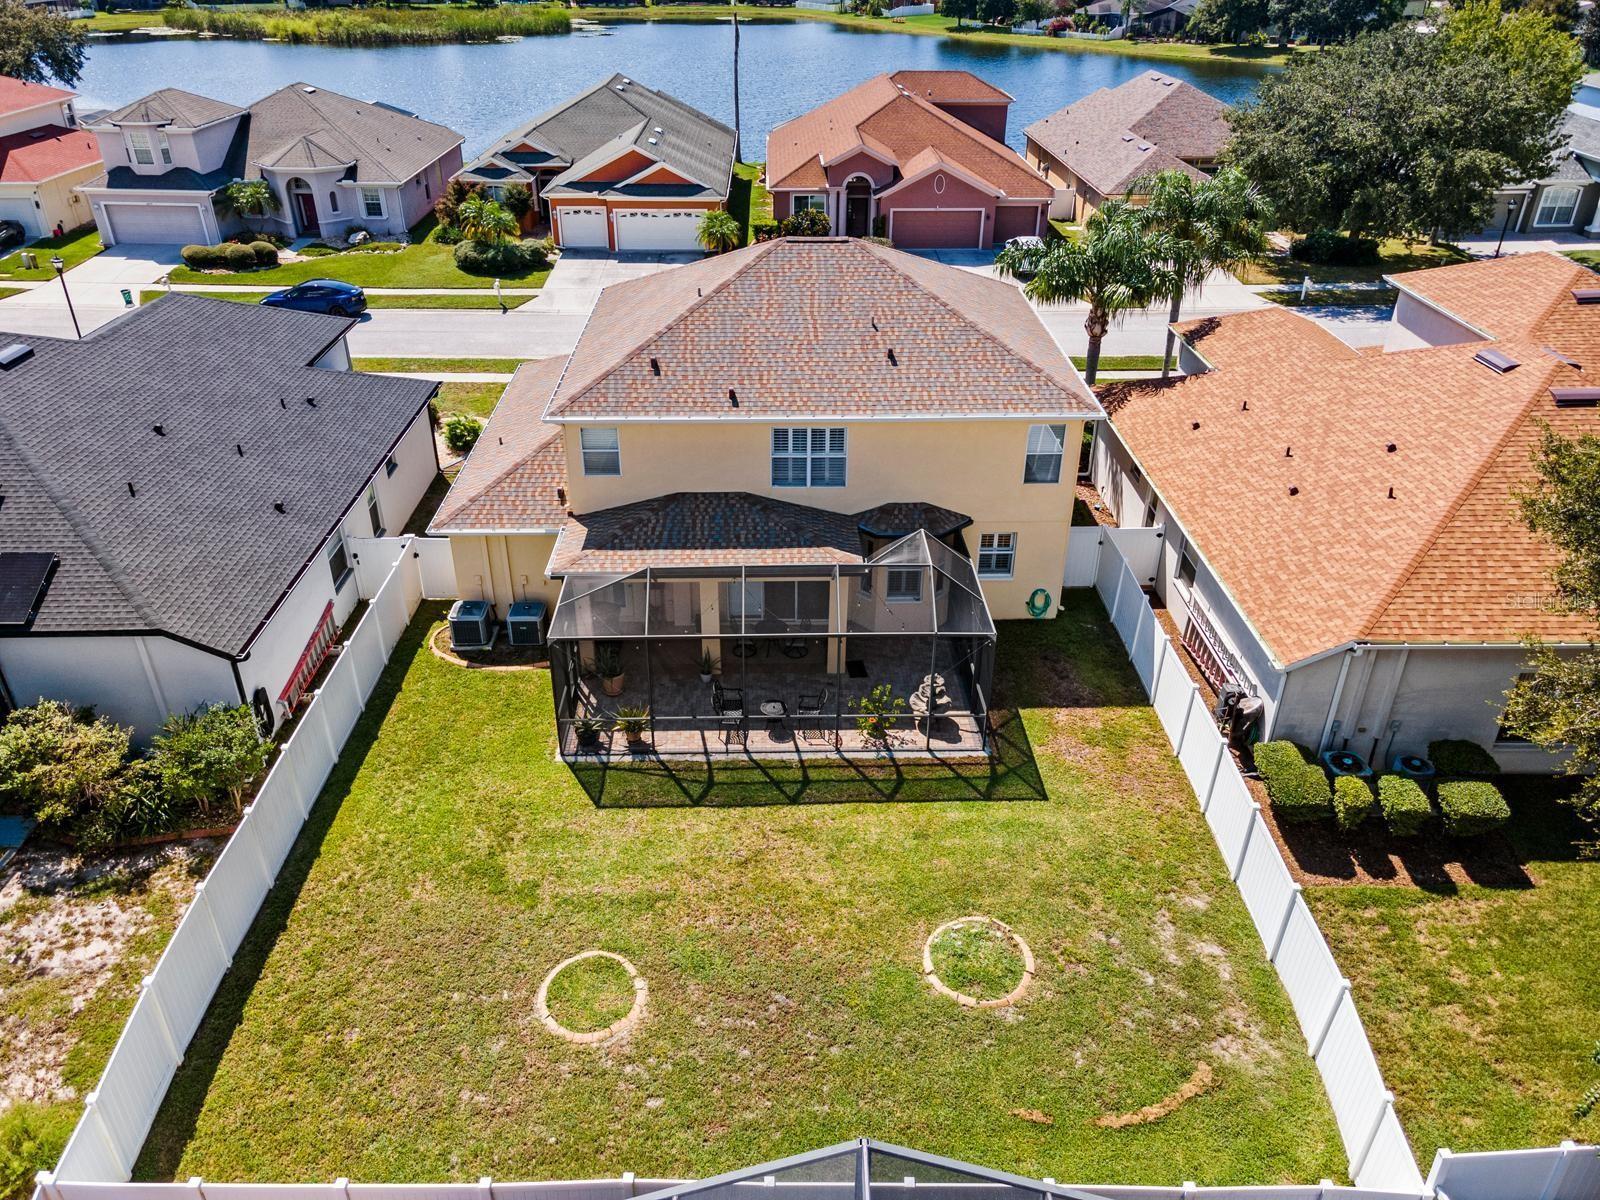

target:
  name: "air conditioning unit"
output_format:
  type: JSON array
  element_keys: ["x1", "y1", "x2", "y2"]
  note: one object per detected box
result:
[
  {"x1": 1320, "y1": 749, "x2": 1371, "y2": 778},
  {"x1": 507, "y1": 599, "x2": 547, "y2": 647},
  {"x1": 448, "y1": 599, "x2": 495, "y2": 650}
]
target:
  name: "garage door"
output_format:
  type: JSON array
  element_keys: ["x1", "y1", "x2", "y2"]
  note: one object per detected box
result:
[
  {"x1": 890, "y1": 209, "x2": 984, "y2": 250},
  {"x1": 104, "y1": 202, "x2": 207, "y2": 246},
  {"x1": 0, "y1": 196, "x2": 40, "y2": 240},
  {"x1": 994, "y1": 204, "x2": 1042, "y2": 243},
  {"x1": 558, "y1": 206, "x2": 609, "y2": 249},
  {"x1": 614, "y1": 208, "x2": 704, "y2": 252}
]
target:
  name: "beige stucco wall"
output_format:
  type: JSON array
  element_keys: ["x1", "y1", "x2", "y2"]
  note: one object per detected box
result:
[
  {"x1": 560, "y1": 417, "x2": 1085, "y2": 620},
  {"x1": 450, "y1": 533, "x2": 562, "y2": 613}
]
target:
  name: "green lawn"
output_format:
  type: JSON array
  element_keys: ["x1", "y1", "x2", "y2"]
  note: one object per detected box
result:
[
  {"x1": 168, "y1": 243, "x2": 550, "y2": 290},
  {"x1": 1261, "y1": 286, "x2": 1398, "y2": 308},
  {"x1": 1235, "y1": 239, "x2": 1470, "y2": 287},
  {"x1": 1073, "y1": 355, "x2": 1173, "y2": 371},
  {"x1": 433, "y1": 381, "x2": 505, "y2": 419},
  {"x1": 730, "y1": 162, "x2": 772, "y2": 245},
  {"x1": 0, "y1": 226, "x2": 102, "y2": 282},
  {"x1": 1566, "y1": 250, "x2": 1600, "y2": 269},
  {"x1": 140, "y1": 289, "x2": 521, "y2": 310},
  {"x1": 354, "y1": 356, "x2": 528, "y2": 373},
  {"x1": 0, "y1": 287, "x2": 24, "y2": 302},
  {"x1": 1306, "y1": 782, "x2": 1600, "y2": 1161},
  {"x1": 135, "y1": 595, "x2": 1343, "y2": 1186}
]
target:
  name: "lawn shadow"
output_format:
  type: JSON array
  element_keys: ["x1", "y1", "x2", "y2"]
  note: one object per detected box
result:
[
  {"x1": 130, "y1": 608, "x2": 435, "y2": 1181},
  {"x1": 569, "y1": 707, "x2": 1045, "y2": 808}
]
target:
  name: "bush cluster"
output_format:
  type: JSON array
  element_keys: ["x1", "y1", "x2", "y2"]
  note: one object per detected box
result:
[
  {"x1": 1427, "y1": 738, "x2": 1500, "y2": 776},
  {"x1": 181, "y1": 241, "x2": 277, "y2": 270},
  {"x1": 442, "y1": 413, "x2": 484, "y2": 455},
  {"x1": 1332, "y1": 774, "x2": 1376, "y2": 832},
  {"x1": 1377, "y1": 774, "x2": 1432, "y2": 836},
  {"x1": 1289, "y1": 229, "x2": 1380, "y2": 266},
  {"x1": 0, "y1": 701, "x2": 269, "y2": 850},
  {"x1": 1253, "y1": 740, "x2": 1332, "y2": 823},
  {"x1": 751, "y1": 220, "x2": 782, "y2": 243},
  {"x1": 452, "y1": 238, "x2": 550, "y2": 276},
  {"x1": 781, "y1": 208, "x2": 832, "y2": 237},
  {"x1": 1437, "y1": 779, "x2": 1511, "y2": 837}
]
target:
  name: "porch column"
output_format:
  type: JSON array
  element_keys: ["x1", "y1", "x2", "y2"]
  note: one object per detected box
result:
[
  {"x1": 699, "y1": 581, "x2": 721, "y2": 675},
  {"x1": 825, "y1": 570, "x2": 843, "y2": 673}
]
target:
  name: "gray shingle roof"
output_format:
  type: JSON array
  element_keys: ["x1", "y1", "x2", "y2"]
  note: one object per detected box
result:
[
  {"x1": 461, "y1": 75, "x2": 735, "y2": 202},
  {"x1": 0, "y1": 295, "x2": 435, "y2": 655},
  {"x1": 243, "y1": 83, "x2": 462, "y2": 185},
  {"x1": 92, "y1": 121, "x2": 248, "y2": 194},
  {"x1": 97, "y1": 88, "x2": 245, "y2": 129}
]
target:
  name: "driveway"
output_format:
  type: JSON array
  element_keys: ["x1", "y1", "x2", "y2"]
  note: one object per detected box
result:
[
  {"x1": 0, "y1": 245, "x2": 184, "y2": 339},
  {"x1": 1453, "y1": 229, "x2": 1593, "y2": 257},
  {"x1": 529, "y1": 250, "x2": 698, "y2": 314}
]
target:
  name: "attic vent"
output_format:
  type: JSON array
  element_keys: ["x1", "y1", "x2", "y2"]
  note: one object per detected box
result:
[
  {"x1": 886, "y1": 348, "x2": 897, "y2": 366},
  {"x1": 152, "y1": 423, "x2": 165, "y2": 436},
  {"x1": 1288, "y1": 486, "x2": 1300, "y2": 496},
  {"x1": 728, "y1": 388, "x2": 738, "y2": 407},
  {"x1": 1573, "y1": 287, "x2": 1600, "y2": 305},
  {"x1": 647, "y1": 137, "x2": 658, "y2": 145},
  {"x1": 305, "y1": 396, "x2": 317, "y2": 407},
  {"x1": 1551, "y1": 386, "x2": 1600, "y2": 407},
  {"x1": 0, "y1": 343, "x2": 33, "y2": 370},
  {"x1": 650, "y1": 357, "x2": 661, "y2": 375},
  {"x1": 653, "y1": 126, "x2": 663, "y2": 134},
  {"x1": 273, "y1": 501, "x2": 286, "y2": 514},
  {"x1": 1386, "y1": 442, "x2": 1397, "y2": 453},
  {"x1": 1473, "y1": 348, "x2": 1519, "y2": 374},
  {"x1": 1121, "y1": 134, "x2": 1135, "y2": 142},
  {"x1": 302, "y1": 86, "x2": 317, "y2": 93}
]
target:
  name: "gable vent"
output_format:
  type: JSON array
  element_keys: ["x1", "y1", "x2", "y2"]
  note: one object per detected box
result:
[
  {"x1": 1551, "y1": 386, "x2": 1600, "y2": 407},
  {"x1": 1473, "y1": 348, "x2": 1519, "y2": 374},
  {"x1": 1573, "y1": 287, "x2": 1600, "y2": 305}
]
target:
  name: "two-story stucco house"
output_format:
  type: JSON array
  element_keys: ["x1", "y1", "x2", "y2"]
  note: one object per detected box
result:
[
  {"x1": 1090, "y1": 251, "x2": 1600, "y2": 774},
  {"x1": 0, "y1": 75, "x2": 101, "y2": 240},
  {"x1": 77, "y1": 83, "x2": 463, "y2": 246},
  {"x1": 430, "y1": 236, "x2": 1102, "y2": 756},
  {"x1": 766, "y1": 72, "x2": 1052, "y2": 249}
]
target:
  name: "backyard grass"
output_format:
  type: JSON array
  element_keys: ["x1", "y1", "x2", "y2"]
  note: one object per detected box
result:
[
  {"x1": 1234, "y1": 239, "x2": 1470, "y2": 286},
  {"x1": 139, "y1": 289, "x2": 523, "y2": 310},
  {"x1": 433, "y1": 381, "x2": 506, "y2": 420},
  {"x1": 167, "y1": 244, "x2": 550, "y2": 290},
  {"x1": 730, "y1": 162, "x2": 772, "y2": 246},
  {"x1": 354, "y1": 356, "x2": 528, "y2": 374},
  {"x1": 1306, "y1": 782, "x2": 1600, "y2": 1162},
  {"x1": 134, "y1": 594, "x2": 1343, "y2": 1186},
  {"x1": 0, "y1": 226, "x2": 102, "y2": 282},
  {"x1": 927, "y1": 921, "x2": 1025, "y2": 1002},
  {"x1": 545, "y1": 956, "x2": 639, "y2": 1032},
  {"x1": 1072, "y1": 355, "x2": 1173, "y2": 371},
  {"x1": 1261, "y1": 286, "x2": 1398, "y2": 309}
]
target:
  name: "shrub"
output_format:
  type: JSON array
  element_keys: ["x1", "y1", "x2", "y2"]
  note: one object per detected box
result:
[
  {"x1": 1437, "y1": 779, "x2": 1511, "y2": 837},
  {"x1": 751, "y1": 220, "x2": 781, "y2": 243},
  {"x1": 220, "y1": 242, "x2": 258, "y2": 270},
  {"x1": 442, "y1": 413, "x2": 483, "y2": 455},
  {"x1": 697, "y1": 208, "x2": 742, "y2": 253},
  {"x1": 781, "y1": 207, "x2": 832, "y2": 237},
  {"x1": 249, "y1": 240, "x2": 279, "y2": 266},
  {"x1": 150, "y1": 704, "x2": 269, "y2": 819},
  {"x1": 1252, "y1": 740, "x2": 1332, "y2": 823},
  {"x1": 0, "y1": 701, "x2": 129, "y2": 831},
  {"x1": 181, "y1": 243, "x2": 218, "y2": 269},
  {"x1": 1378, "y1": 774, "x2": 1433, "y2": 836},
  {"x1": 0, "y1": 1103, "x2": 75, "y2": 1200},
  {"x1": 1428, "y1": 738, "x2": 1500, "y2": 776},
  {"x1": 431, "y1": 223, "x2": 464, "y2": 245},
  {"x1": 452, "y1": 238, "x2": 550, "y2": 276},
  {"x1": 1288, "y1": 229, "x2": 1380, "y2": 266},
  {"x1": 1332, "y1": 774, "x2": 1376, "y2": 832}
]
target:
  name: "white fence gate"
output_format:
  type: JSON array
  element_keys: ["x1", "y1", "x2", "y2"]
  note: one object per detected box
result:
[{"x1": 1064, "y1": 525, "x2": 1164, "y2": 589}]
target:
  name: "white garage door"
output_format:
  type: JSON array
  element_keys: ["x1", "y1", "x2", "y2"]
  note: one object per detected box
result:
[
  {"x1": 614, "y1": 209, "x2": 704, "y2": 252},
  {"x1": 103, "y1": 202, "x2": 208, "y2": 246},
  {"x1": 0, "y1": 195, "x2": 41, "y2": 239},
  {"x1": 558, "y1": 206, "x2": 609, "y2": 249}
]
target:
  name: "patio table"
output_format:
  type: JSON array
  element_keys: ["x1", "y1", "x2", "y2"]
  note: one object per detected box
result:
[{"x1": 759, "y1": 699, "x2": 788, "y2": 735}]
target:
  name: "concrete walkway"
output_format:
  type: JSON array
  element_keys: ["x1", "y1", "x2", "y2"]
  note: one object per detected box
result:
[{"x1": 0, "y1": 244, "x2": 183, "y2": 338}]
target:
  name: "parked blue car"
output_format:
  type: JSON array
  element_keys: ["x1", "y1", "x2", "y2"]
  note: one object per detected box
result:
[{"x1": 259, "y1": 279, "x2": 367, "y2": 317}]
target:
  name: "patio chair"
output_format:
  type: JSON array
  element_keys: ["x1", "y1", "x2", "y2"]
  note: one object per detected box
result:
[
  {"x1": 712, "y1": 681, "x2": 746, "y2": 745},
  {"x1": 796, "y1": 687, "x2": 834, "y2": 747}
]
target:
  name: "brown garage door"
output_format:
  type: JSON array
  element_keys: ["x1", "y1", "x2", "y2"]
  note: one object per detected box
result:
[
  {"x1": 993, "y1": 204, "x2": 1042, "y2": 243},
  {"x1": 889, "y1": 208, "x2": 983, "y2": 249}
]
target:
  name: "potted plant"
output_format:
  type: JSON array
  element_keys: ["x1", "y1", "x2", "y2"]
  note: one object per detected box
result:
[
  {"x1": 850, "y1": 683, "x2": 907, "y2": 750},
  {"x1": 574, "y1": 716, "x2": 604, "y2": 751},
  {"x1": 595, "y1": 642, "x2": 625, "y2": 697},
  {"x1": 698, "y1": 650, "x2": 719, "y2": 684},
  {"x1": 616, "y1": 706, "x2": 651, "y2": 749}
]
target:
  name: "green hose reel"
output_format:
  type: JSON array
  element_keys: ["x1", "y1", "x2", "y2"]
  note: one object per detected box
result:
[{"x1": 1025, "y1": 588, "x2": 1052, "y2": 619}]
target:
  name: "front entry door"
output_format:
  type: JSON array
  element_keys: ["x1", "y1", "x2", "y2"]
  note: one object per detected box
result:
[
  {"x1": 845, "y1": 193, "x2": 870, "y2": 237},
  {"x1": 293, "y1": 191, "x2": 319, "y2": 235}
]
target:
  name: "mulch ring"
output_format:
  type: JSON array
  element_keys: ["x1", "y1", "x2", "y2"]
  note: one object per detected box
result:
[
  {"x1": 429, "y1": 623, "x2": 547, "y2": 672},
  {"x1": 1244, "y1": 763, "x2": 1533, "y2": 890}
]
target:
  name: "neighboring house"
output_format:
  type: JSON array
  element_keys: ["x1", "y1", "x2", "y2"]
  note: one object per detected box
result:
[
  {"x1": 1074, "y1": 0, "x2": 1197, "y2": 33},
  {"x1": 457, "y1": 74, "x2": 735, "y2": 252},
  {"x1": 77, "y1": 83, "x2": 463, "y2": 246},
  {"x1": 430, "y1": 236, "x2": 1103, "y2": 754},
  {"x1": 765, "y1": 71, "x2": 1052, "y2": 249},
  {"x1": 0, "y1": 75, "x2": 101, "y2": 241},
  {"x1": 1090, "y1": 251, "x2": 1600, "y2": 772},
  {"x1": 1485, "y1": 76, "x2": 1600, "y2": 238},
  {"x1": 0, "y1": 294, "x2": 438, "y2": 739},
  {"x1": 1024, "y1": 70, "x2": 1227, "y2": 222}
]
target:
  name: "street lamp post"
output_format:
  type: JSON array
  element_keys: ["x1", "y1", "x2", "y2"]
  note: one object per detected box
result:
[
  {"x1": 51, "y1": 254, "x2": 81, "y2": 340},
  {"x1": 1494, "y1": 196, "x2": 1521, "y2": 259}
]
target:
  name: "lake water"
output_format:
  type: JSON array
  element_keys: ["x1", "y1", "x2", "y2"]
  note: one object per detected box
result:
[{"x1": 73, "y1": 20, "x2": 1267, "y2": 158}]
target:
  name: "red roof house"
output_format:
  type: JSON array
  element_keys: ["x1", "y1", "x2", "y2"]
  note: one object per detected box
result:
[{"x1": 0, "y1": 74, "x2": 101, "y2": 241}]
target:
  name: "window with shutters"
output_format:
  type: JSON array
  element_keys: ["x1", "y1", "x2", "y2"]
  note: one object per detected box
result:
[
  {"x1": 977, "y1": 532, "x2": 1016, "y2": 578},
  {"x1": 771, "y1": 427, "x2": 846, "y2": 487},
  {"x1": 580, "y1": 427, "x2": 621, "y2": 475},
  {"x1": 1023, "y1": 423, "x2": 1066, "y2": 483}
]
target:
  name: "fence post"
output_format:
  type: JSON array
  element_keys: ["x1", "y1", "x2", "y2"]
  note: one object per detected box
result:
[
  {"x1": 1310, "y1": 979, "x2": 1351, "y2": 1058},
  {"x1": 317, "y1": 692, "x2": 340, "y2": 762},
  {"x1": 1268, "y1": 884, "x2": 1303, "y2": 963},
  {"x1": 1148, "y1": 636, "x2": 1167, "y2": 703},
  {"x1": 191, "y1": 883, "x2": 231, "y2": 965},
  {"x1": 1350, "y1": 1090, "x2": 1395, "y2": 1181},
  {"x1": 1200, "y1": 739, "x2": 1226, "y2": 814},
  {"x1": 1108, "y1": 565, "x2": 1126, "y2": 634},
  {"x1": 32, "y1": 1171, "x2": 58, "y2": 1200},
  {"x1": 623, "y1": 1172, "x2": 637, "y2": 1199},
  {"x1": 1231, "y1": 804, "x2": 1260, "y2": 880},
  {"x1": 140, "y1": 974, "x2": 181, "y2": 1063},
  {"x1": 189, "y1": 1176, "x2": 205, "y2": 1200},
  {"x1": 243, "y1": 805, "x2": 274, "y2": 890},
  {"x1": 83, "y1": 1094, "x2": 122, "y2": 1174},
  {"x1": 1175, "y1": 691, "x2": 1196, "y2": 758},
  {"x1": 1538, "y1": 1140, "x2": 1579, "y2": 1200},
  {"x1": 478, "y1": 1176, "x2": 493, "y2": 1200}
]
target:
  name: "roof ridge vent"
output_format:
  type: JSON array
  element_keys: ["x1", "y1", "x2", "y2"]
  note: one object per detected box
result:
[{"x1": 1473, "y1": 348, "x2": 1520, "y2": 374}]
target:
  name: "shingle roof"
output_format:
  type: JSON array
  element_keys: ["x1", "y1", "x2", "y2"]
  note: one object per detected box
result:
[
  {"x1": 460, "y1": 75, "x2": 734, "y2": 201},
  {"x1": 0, "y1": 75, "x2": 73, "y2": 119},
  {"x1": 1024, "y1": 70, "x2": 1228, "y2": 198},
  {"x1": 97, "y1": 87, "x2": 244, "y2": 129},
  {"x1": 243, "y1": 83, "x2": 462, "y2": 186},
  {"x1": 0, "y1": 294, "x2": 435, "y2": 655},
  {"x1": 0, "y1": 125, "x2": 99, "y2": 184},
  {"x1": 766, "y1": 72, "x2": 1049, "y2": 199},
  {"x1": 88, "y1": 121, "x2": 248, "y2": 194},
  {"x1": 1103, "y1": 252, "x2": 1600, "y2": 666},
  {"x1": 542, "y1": 237, "x2": 1099, "y2": 421},
  {"x1": 429, "y1": 357, "x2": 569, "y2": 534},
  {"x1": 889, "y1": 70, "x2": 1013, "y2": 104}
]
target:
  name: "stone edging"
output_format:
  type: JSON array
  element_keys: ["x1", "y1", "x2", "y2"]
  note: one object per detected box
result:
[
  {"x1": 922, "y1": 915, "x2": 1036, "y2": 1009},
  {"x1": 532, "y1": 950, "x2": 648, "y2": 1046},
  {"x1": 428, "y1": 624, "x2": 541, "y2": 672}
]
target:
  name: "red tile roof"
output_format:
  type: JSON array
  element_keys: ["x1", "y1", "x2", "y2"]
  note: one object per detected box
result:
[
  {"x1": 1104, "y1": 252, "x2": 1600, "y2": 665},
  {"x1": 0, "y1": 76, "x2": 72, "y2": 120},
  {"x1": 0, "y1": 125, "x2": 100, "y2": 184},
  {"x1": 543, "y1": 237, "x2": 1099, "y2": 422},
  {"x1": 766, "y1": 72, "x2": 1049, "y2": 199}
]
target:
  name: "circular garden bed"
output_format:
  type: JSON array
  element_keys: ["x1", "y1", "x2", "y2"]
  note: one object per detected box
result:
[
  {"x1": 923, "y1": 916, "x2": 1035, "y2": 1009},
  {"x1": 533, "y1": 950, "x2": 647, "y2": 1045}
]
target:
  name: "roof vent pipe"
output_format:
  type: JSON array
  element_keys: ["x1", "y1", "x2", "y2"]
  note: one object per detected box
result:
[
  {"x1": 152, "y1": 423, "x2": 165, "y2": 436},
  {"x1": 728, "y1": 388, "x2": 738, "y2": 407},
  {"x1": 650, "y1": 357, "x2": 661, "y2": 376},
  {"x1": 273, "y1": 501, "x2": 286, "y2": 514}
]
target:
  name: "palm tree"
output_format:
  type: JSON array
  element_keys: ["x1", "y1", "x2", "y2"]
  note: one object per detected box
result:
[
  {"x1": 218, "y1": 179, "x2": 280, "y2": 236},
  {"x1": 996, "y1": 200, "x2": 1178, "y2": 385},
  {"x1": 697, "y1": 208, "x2": 742, "y2": 254},
  {"x1": 456, "y1": 195, "x2": 518, "y2": 245},
  {"x1": 1131, "y1": 166, "x2": 1274, "y2": 379}
]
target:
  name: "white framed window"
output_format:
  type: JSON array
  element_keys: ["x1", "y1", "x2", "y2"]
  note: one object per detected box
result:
[
  {"x1": 365, "y1": 485, "x2": 384, "y2": 537},
  {"x1": 1024, "y1": 423, "x2": 1066, "y2": 483},
  {"x1": 771, "y1": 427, "x2": 845, "y2": 487},
  {"x1": 156, "y1": 130, "x2": 171, "y2": 165},
  {"x1": 384, "y1": 453, "x2": 398, "y2": 478},
  {"x1": 326, "y1": 536, "x2": 352, "y2": 591},
  {"x1": 794, "y1": 194, "x2": 827, "y2": 213},
  {"x1": 1534, "y1": 185, "x2": 1580, "y2": 228},
  {"x1": 127, "y1": 129, "x2": 154, "y2": 165},
  {"x1": 1176, "y1": 540, "x2": 1198, "y2": 588},
  {"x1": 1141, "y1": 492, "x2": 1158, "y2": 527},
  {"x1": 977, "y1": 532, "x2": 1016, "y2": 578},
  {"x1": 580, "y1": 426, "x2": 621, "y2": 475},
  {"x1": 361, "y1": 188, "x2": 385, "y2": 219},
  {"x1": 885, "y1": 569, "x2": 923, "y2": 604}
]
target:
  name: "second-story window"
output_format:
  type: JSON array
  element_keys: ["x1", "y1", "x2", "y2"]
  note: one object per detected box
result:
[
  {"x1": 157, "y1": 130, "x2": 171, "y2": 165},
  {"x1": 1023, "y1": 423, "x2": 1066, "y2": 483},
  {"x1": 772, "y1": 427, "x2": 845, "y2": 487},
  {"x1": 128, "y1": 130, "x2": 154, "y2": 165},
  {"x1": 581, "y1": 427, "x2": 621, "y2": 475}
]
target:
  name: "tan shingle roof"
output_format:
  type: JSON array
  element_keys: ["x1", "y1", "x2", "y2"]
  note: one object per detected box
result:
[
  {"x1": 766, "y1": 72, "x2": 1049, "y2": 199},
  {"x1": 1024, "y1": 70, "x2": 1227, "y2": 198},
  {"x1": 1105, "y1": 254, "x2": 1600, "y2": 666},
  {"x1": 543, "y1": 238, "x2": 1099, "y2": 421},
  {"x1": 889, "y1": 70, "x2": 1013, "y2": 104}
]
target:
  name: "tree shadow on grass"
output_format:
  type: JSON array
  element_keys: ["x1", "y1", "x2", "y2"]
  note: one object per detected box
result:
[{"x1": 131, "y1": 608, "x2": 436, "y2": 1182}]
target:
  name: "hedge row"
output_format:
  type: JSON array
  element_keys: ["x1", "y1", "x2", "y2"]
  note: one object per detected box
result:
[
  {"x1": 451, "y1": 237, "x2": 551, "y2": 276},
  {"x1": 1253, "y1": 740, "x2": 1332, "y2": 823},
  {"x1": 181, "y1": 241, "x2": 278, "y2": 270}
]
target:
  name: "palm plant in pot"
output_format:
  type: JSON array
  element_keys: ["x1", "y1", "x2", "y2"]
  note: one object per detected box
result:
[
  {"x1": 698, "y1": 650, "x2": 719, "y2": 684},
  {"x1": 616, "y1": 706, "x2": 651, "y2": 748},
  {"x1": 595, "y1": 642, "x2": 625, "y2": 697},
  {"x1": 574, "y1": 715, "x2": 604, "y2": 751}
]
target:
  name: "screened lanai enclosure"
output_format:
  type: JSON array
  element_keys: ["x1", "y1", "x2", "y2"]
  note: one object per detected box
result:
[{"x1": 548, "y1": 532, "x2": 997, "y2": 759}]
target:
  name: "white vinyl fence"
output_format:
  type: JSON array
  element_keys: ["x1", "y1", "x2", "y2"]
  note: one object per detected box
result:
[
  {"x1": 1426, "y1": 1142, "x2": 1600, "y2": 1200},
  {"x1": 1089, "y1": 542, "x2": 1424, "y2": 1193},
  {"x1": 40, "y1": 536, "x2": 435, "y2": 1191},
  {"x1": 1064, "y1": 525, "x2": 1165, "y2": 589}
]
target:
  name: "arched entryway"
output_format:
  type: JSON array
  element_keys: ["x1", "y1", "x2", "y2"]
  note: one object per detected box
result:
[
  {"x1": 286, "y1": 178, "x2": 318, "y2": 236},
  {"x1": 844, "y1": 176, "x2": 872, "y2": 238}
]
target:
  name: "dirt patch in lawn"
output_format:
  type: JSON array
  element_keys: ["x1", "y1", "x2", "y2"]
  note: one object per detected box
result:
[{"x1": 1095, "y1": 1061, "x2": 1215, "y2": 1128}]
